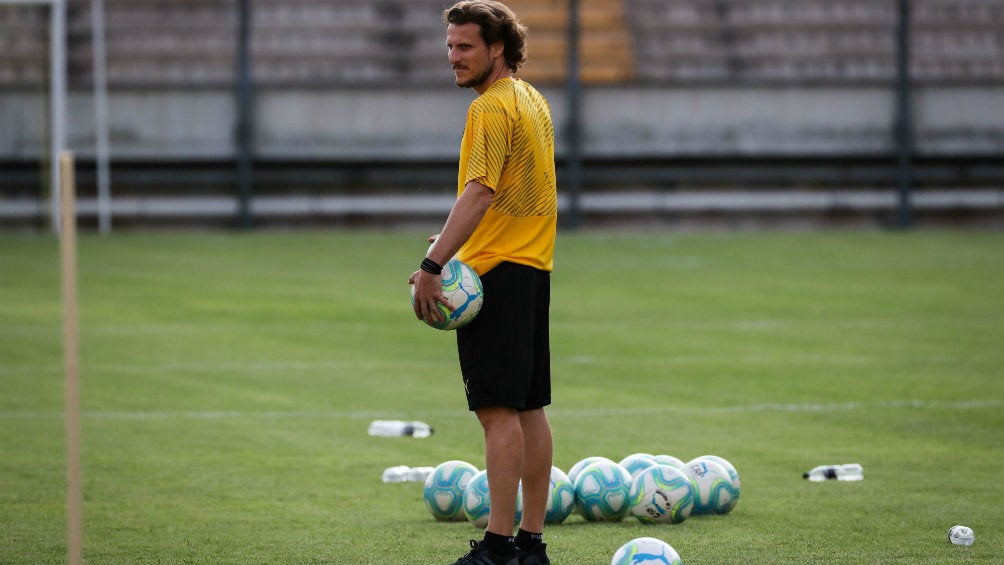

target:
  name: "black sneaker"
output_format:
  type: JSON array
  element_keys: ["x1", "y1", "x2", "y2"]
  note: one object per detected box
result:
[
  {"x1": 451, "y1": 540, "x2": 519, "y2": 565},
  {"x1": 517, "y1": 543, "x2": 550, "y2": 565}
]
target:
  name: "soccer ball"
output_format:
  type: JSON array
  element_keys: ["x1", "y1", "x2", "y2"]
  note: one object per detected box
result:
[
  {"x1": 628, "y1": 465, "x2": 695, "y2": 524},
  {"x1": 651, "y1": 454, "x2": 686, "y2": 469},
  {"x1": 463, "y1": 469, "x2": 523, "y2": 528},
  {"x1": 412, "y1": 258, "x2": 483, "y2": 331},
  {"x1": 567, "y1": 456, "x2": 614, "y2": 487},
  {"x1": 544, "y1": 467, "x2": 576, "y2": 524},
  {"x1": 683, "y1": 458, "x2": 739, "y2": 515},
  {"x1": 619, "y1": 453, "x2": 657, "y2": 479},
  {"x1": 423, "y1": 460, "x2": 478, "y2": 521},
  {"x1": 694, "y1": 454, "x2": 741, "y2": 493},
  {"x1": 610, "y1": 537, "x2": 683, "y2": 565},
  {"x1": 573, "y1": 460, "x2": 633, "y2": 522}
]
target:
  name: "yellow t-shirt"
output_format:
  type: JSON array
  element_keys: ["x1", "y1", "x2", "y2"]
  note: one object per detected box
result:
[{"x1": 456, "y1": 77, "x2": 557, "y2": 275}]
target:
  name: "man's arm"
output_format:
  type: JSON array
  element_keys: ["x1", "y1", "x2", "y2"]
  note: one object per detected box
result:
[{"x1": 409, "y1": 181, "x2": 494, "y2": 324}]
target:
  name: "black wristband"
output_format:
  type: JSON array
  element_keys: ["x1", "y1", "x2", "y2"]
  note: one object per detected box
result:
[{"x1": 420, "y1": 257, "x2": 443, "y2": 275}]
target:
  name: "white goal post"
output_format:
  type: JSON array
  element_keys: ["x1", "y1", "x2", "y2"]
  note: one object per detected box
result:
[
  {"x1": 1, "y1": 0, "x2": 111, "y2": 234},
  {"x1": 1, "y1": 0, "x2": 65, "y2": 232}
]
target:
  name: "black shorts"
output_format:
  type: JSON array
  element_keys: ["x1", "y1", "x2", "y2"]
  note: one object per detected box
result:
[{"x1": 456, "y1": 261, "x2": 551, "y2": 411}]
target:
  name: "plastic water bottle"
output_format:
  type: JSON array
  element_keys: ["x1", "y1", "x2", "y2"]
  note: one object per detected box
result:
[
  {"x1": 380, "y1": 465, "x2": 435, "y2": 483},
  {"x1": 803, "y1": 465, "x2": 838, "y2": 481},
  {"x1": 948, "y1": 525, "x2": 975, "y2": 546},
  {"x1": 836, "y1": 463, "x2": 863, "y2": 481},
  {"x1": 803, "y1": 463, "x2": 863, "y2": 482},
  {"x1": 367, "y1": 420, "x2": 433, "y2": 438},
  {"x1": 381, "y1": 465, "x2": 411, "y2": 483},
  {"x1": 406, "y1": 466, "x2": 434, "y2": 482}
]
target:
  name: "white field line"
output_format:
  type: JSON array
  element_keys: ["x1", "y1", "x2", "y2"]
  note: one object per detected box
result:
[{"x1": 1, "y1": 399, "x2": 999, "y2": 421}]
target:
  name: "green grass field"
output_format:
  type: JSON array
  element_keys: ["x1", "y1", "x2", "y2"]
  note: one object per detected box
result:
[{"x1": 2, "y1": 229, "x2": 1002, "y2": 565}]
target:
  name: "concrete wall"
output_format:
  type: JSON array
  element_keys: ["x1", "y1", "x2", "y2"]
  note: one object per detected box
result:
[{"x1": 2, "y1": 85, "x2": 1002, "y2": 161}]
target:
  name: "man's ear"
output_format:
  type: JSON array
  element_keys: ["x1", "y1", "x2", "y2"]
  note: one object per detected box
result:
[{"x1": 490, "y1": 41, "x2": 505, "y2": 62}]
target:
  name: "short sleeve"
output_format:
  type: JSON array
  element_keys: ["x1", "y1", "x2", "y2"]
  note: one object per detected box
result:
[{"x1": 463, "y1": 101, "x2": 511, "y2": 191}]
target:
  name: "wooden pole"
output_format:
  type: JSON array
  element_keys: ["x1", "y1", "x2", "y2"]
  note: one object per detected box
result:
[{"x1": 60, "y1": 151, "x2": 83, "y2": 565}]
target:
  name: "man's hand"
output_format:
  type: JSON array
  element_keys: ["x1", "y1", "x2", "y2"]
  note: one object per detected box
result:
[{"x1": 409, "y1": 268, "x2": 454, "y2": 325}]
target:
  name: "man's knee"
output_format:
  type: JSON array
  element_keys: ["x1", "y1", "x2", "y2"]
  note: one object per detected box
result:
[{"x1": 476, "y1": 406, "x2": 519, "y2": 431}]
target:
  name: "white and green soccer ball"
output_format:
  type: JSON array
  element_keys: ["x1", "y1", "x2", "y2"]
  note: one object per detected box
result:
[
  {"x1": 628, "y1": 465, "x2": 695, "y2": 524},
  {"x1": 544, "y1": 466, "x2": 576, "y2": 525},
  {"x1": 683, "y1": 458, "x2": 739, "y2": 515},
  {"x1": 462, "y1": 469, "x2": 523, "y2": 528},
  {"x1": 423, "y1": 460, "x2": 478, "y2": 521},
  {"x1": 651, "y1": 454, "x2": 686, "y2": 469},
  {"x1": 610, "y1": 537, "x2": 683, "y2": 565},
  {"x1": 412, "y1": 258, "x2": 484, "y2": 331},
  {"x1": 619, "y1": 453, "x2": 657, "y2": 479},
  {"x1": 573, "y1": 460, "x2": 633, "y2": 522},
  {"x1": 693, "y1": 454, "x2": 741, "y2": 493},
  {"x1": 567, "y1": 456, "x2": 614, "y2": 487}
]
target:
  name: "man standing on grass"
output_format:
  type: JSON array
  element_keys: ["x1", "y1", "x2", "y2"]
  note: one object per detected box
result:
[{"x1": 409, "y1": 2, "x2": 557, "y2": 564}]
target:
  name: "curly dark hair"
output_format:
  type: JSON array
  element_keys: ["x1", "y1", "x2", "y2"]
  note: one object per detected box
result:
[{"x1": 443, "y1": 1, "x2": 528, "y2": 73}]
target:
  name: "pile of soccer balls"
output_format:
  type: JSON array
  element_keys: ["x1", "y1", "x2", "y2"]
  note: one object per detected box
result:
[{"x1": 422, "y1": 453, "x2": 740, "y2": 527}]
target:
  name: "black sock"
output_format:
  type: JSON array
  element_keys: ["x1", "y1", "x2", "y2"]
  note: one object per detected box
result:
[
  {"x1": 515, "y1": 528, "x2": 543, "y2": 551},
  {"x1": 482, "y1": 531, "x2": 515, "y2": 555}
]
